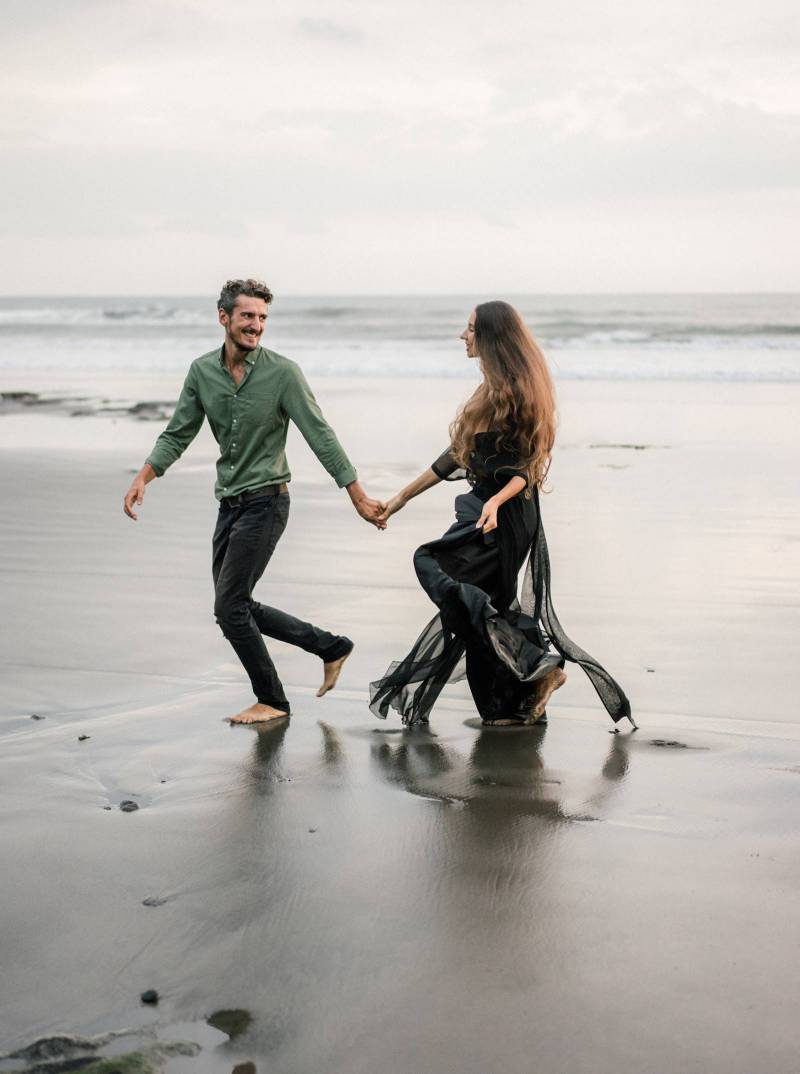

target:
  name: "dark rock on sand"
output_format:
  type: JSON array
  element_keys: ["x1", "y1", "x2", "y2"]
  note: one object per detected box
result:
[
  {"x1": 3, "y1": 1028, "x2": 200, "y2": 1073},
  {"x1": 30, "y1": 713, "x2": 46, "y2": 720},
  {"x1": 1, "y1": 390, "x2": 39, "y2": 402},
  {"x1": 78, "y1": 1055, "x2": 158, "y2": 1073},
  {"x1": 8, "y1": 1033, "x2": 104, "y2": 1061},
  {"x1": 140, "y1": 989, "x2": 158, "y2": 1005},
  {"x1": 127, "y1": 402, "x2": 175, "y2": 422},
  {"x1": 119, "y1": 800, "x2": 139, "y2": 812},
  {"x1": 78, "y1": 735, "x2": 90, "y2": 741},
  {"x1": 141, "y1": 896, "x2": 169, "y2": 907},
  {"x1": 652, "y1": 739, "x2": 688, "y2": 749},
  {"x1": 206, "y1": 1009, "x2": 253, "y2": 1040}
]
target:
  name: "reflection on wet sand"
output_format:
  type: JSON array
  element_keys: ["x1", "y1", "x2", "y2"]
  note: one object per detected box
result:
[
  {"x1": 369, "y1": 724, "x2": 631, "y2": 821},
  {"x1": 241, "y1": 718, "x2": 291, "y2": 793},
  {"x1": 156, "y1": 717, "x2": 635, "y2": 1072},
  {"x1": 318, "y1": 719, "x2": 346, "y2": 770}
]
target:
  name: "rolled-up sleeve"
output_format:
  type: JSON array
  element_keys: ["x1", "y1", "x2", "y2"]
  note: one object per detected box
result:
[
  {"x1": 145, "y1": 365, "x2": 205, "y2": 476},
  {"x1": 281, "y1": 363, "x2": 357, "y2": 487}
]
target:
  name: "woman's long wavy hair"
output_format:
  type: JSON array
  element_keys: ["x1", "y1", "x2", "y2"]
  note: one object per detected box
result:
[{"x1": 450, "y1": 300, "x2": 557, "y2": 489}]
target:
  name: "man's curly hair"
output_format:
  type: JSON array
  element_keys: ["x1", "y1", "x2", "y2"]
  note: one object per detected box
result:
[{"x1": 217, "y1": 278, "x2": 274, "y2": 315}]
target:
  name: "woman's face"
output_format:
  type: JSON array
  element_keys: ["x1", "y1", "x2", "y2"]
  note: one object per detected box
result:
[{"x1": 460, "y1": 309, "x2": 478, "y2": 359}]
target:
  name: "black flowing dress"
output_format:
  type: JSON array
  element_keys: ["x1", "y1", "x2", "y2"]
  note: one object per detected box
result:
[{"x1": 369, "y1": 433, "x2": 632, "y2": 727}]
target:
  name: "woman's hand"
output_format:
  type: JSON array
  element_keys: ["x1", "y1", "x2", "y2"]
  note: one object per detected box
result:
[
  {"x1": 377, "y1": 494, "x2": 406, "y2": 526},
  {"x1": 476, "y1": 497, "x2": 500, "y2": 533}
]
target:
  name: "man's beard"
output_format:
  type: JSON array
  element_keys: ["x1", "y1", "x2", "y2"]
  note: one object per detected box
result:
[{"x1": 235, "y1": 330, "x2": 260, "y2": 350}]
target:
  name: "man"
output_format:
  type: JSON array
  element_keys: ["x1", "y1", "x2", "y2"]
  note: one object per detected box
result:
[{"x1": 123, "y1": 278, "x2": 384, "y2": 724}]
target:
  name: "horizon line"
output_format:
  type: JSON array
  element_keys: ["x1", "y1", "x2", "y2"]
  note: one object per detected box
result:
[{"x1": 1, "y1": 289, "x2": 798, "y2": 300}]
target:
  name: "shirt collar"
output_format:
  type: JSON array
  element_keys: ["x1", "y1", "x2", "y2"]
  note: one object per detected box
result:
[{"x1": 219, "y1": 345, "x2": 260, "y2": 367}]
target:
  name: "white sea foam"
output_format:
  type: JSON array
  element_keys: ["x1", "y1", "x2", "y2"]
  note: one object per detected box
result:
[{"x1": 0, "y1": 293, "x2": 798, "y2": 383}]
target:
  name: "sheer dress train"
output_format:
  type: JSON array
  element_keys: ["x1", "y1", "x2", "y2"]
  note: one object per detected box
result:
[{"x1": 369, "y1": 435, "x2": 631, "y2": 727}]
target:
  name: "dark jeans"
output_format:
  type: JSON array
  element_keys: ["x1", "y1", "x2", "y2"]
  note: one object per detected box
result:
[{"x1": 212, "y1": 492, "x2": 350, "y2": 711}]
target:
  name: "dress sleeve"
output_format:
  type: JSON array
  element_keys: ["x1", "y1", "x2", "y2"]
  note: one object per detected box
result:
[{"x1": 431, "y1": 448, "x2": 461, "y2": 480}]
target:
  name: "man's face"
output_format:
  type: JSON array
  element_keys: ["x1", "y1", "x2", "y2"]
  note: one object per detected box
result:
[{"x1": 219, "y1": 295, "x2": 269, "y2": 351}]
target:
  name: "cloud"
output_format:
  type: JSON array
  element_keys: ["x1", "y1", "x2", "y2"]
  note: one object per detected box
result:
[
  {"x1": 296, "y1": 17, "x2": 365, "y2": 45},
  {"x1": 0, "y1": 0, "x2": 798, "y2": 291}
]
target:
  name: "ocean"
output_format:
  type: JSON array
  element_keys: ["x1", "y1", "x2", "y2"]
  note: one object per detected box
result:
[{"x1": 0, "y1": 293, "x2": 798, "y2": 394}]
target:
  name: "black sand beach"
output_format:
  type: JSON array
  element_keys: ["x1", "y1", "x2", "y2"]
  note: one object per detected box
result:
[{"x1": 1, "y1": 379, "x2": 799, "y2": 1073}]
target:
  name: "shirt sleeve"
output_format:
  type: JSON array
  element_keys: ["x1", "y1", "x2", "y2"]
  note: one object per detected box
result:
[
  {"x1": 145, "y1": 365, "x2": 205, "y2": 477},
  {"x1": 281, "y1": 364, "x2": 357, "y2": 488}
]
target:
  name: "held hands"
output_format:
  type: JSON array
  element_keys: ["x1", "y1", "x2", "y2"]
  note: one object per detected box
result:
[
  {"x1": 346, "y1": 479, "x2": 389, "y2": 530},
  {"x1": 376, "y1": 494, "x2": 405, "y2": 527},
  {"x1": 353, "y1": 493, "x2": 387, "y2": 530},
  {"x1": 476, "y1": 497, "x2": 500, "y2": 534}
]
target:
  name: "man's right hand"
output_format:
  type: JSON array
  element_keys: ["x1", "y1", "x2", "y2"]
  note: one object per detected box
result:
[
  {"x1": 124, "y1": 477, "x2": 146, "y2": 520},
  {"x1": 124, "y1": 464, "x2": 156, "y2": 520}
]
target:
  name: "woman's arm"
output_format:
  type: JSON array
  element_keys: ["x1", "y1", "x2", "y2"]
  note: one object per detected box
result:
[
  {"x1": 476, "y1": 475, "x2": 526, "y2": 533},
  {"x1": 378, "y1": 467, "x2": 442, "y2": 523}
]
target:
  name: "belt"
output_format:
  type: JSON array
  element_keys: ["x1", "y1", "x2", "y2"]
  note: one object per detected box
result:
[{"x1": 221, "y1": 482, "x2": 288, "y2": 507}]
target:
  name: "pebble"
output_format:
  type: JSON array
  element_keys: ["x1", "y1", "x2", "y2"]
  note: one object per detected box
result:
[
  {"x1": 120, "y1": 800, "x2": 140, "y2": 812},
  {"x1": 78, "y1": 735, "x2": 90, "y2": 742},
  {"x1": 30, "y1": 713, "x2": 45, "y2": 720},
  {"x1": 142, "y1": 896, "x2": 168, "y2": 907},
  {"x1": 140, "y1": 989, "x2": 159, "y2": 1005},
  {"x1": 308, "y1": 828, "x2": 318, "y2": 833}
]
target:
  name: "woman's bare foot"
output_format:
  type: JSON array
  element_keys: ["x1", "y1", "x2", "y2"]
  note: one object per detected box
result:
[
  {"x1": 229, "y1": 703, "x2": 289, "y2": 724},
  {"x1": 528, "y1": 668, "x2": 567, "y2": 722},
  {"x1": 317, "y1": 646, "x2": 353, "y2": 697}
]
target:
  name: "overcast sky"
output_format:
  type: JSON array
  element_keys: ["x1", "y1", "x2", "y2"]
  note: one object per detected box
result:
[{"x1": 1, "y1": 0, "x2": 798, "y2": 294}]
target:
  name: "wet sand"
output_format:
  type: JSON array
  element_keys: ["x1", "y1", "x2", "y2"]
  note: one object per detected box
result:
[{"x1": 1, "y1": 379, "x2": 799, "y2": 1073}]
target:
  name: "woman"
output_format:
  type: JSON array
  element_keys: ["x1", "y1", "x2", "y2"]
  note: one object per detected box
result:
[{"x1": 370, "y1": 300, "x2": 633, "y2": 730}]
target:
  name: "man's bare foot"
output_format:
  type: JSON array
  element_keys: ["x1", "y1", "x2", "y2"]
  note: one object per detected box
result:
[
  {"x1": 229, "y1": 703, "x2": 289, "y2": 725},
  {"x1": 317, "y1": 645, "x2": 353, "y2": 697},
  {"x1": 528, "y1": 668, "x2": 567, "y2": 722}
]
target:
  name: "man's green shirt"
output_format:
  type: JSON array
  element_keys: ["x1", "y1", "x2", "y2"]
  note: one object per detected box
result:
[{"x1": 146, "y1": 346, "x2": 357, "y2": 499}]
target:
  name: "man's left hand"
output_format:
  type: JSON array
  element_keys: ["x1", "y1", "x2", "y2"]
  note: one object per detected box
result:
[{"x1": 355, "y1": 495, "x2": 387, "y2": 530}]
